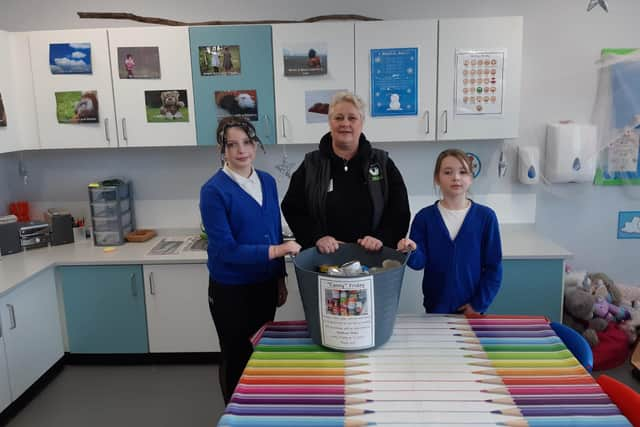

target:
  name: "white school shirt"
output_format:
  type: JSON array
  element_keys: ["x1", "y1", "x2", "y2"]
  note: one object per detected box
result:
[
  {"x1": 223, "y1": 164, "x2": 263, "y2": 206},
  {"x1": 437, "y1": 200, "x2": 471, "y2": 240}
]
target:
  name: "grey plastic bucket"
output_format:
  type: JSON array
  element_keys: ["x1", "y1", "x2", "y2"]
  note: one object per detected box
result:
[{"x1": 293, "y1": 243, "x2": 408, "y2": 351}]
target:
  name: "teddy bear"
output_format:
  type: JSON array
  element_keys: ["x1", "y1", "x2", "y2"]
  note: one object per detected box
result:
[
  {"x1": 159, "y1": 90, "x2": 185, "y2": 120},
  {"x1": 587, "y1": 272, "x2": 623, "y2": 305},
  {"x1": 563, "y1": 286, "x2": 608, "y2": 347},
  {"x1": 619, "y1": 300, "x2": 640, "y2": 344},
  {"x1": 593, "y1": 296, "x2": 631, "y2": 323}
]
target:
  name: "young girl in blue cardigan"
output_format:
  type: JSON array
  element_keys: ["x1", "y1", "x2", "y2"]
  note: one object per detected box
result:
[
  {"x1": 200, "y1": 117, "x2": 301, "y2": 403},
  {"x1": 397, "y1": 149, "x2": 503, "y2": 315}
]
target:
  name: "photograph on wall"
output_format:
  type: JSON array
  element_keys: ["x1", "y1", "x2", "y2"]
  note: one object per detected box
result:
[
  {"x1": 49, "y1": 43, "x2": 92, "y2": 74},
  {"x1": 305, "y1": 89, "x2": 345, "y2": 123},
  {"x1": 617, "y1": 211, "x2": 640, "y2": 239},
  {"x1": 214, "y1": 90, "x2": 258, "y2": 122},
  {"x1": 55, "y1": 91, "x2": 99, "y2": 124},
  {"x1": 283, "y1": 42, "x2": 327, "y2": 76},
  {"x1": 370, "y1": 47, "x2": 418, "y2": 117},
  {"x1": 454, "y1": 49, "x2": 505, "y2": 116},
  {"x1": 198, "y1": 45, "x2": 241, "y2": 76},
  {"x1": 116, "y1": 46, "x2": 161, "y2": 79},
  {"x1": 0, "y1": 93, "x2": 6, "y2": 127},
  {"x1": 144, "y1": 89, "x2": 189, "y2": 122}
]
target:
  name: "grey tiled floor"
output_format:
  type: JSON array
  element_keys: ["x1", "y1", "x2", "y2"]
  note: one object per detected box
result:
[
  {"x1": 4, "y1": 359, "x2": 639, "y2": 427},
  {"x1": 5, "y1": 364, "x2": 225, "y2": 427}
]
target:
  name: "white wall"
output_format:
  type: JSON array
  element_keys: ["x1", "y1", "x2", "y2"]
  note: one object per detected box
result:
[{"x1": 1, "y1": 0, "x2": 640, "y2": 283}]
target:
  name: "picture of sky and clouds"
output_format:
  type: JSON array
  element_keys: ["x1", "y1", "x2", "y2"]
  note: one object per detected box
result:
[{"x1": 49, "y1": 43, "x2": 92, "y2": 74}]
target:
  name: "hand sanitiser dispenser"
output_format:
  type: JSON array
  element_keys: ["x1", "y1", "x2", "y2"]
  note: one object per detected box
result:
[
  {"x1": 518, "y1": 146, "x2": 539, "y2": 184},
  {"x1": 544, "y1": 122, "x2": 597, "y2": 183}
]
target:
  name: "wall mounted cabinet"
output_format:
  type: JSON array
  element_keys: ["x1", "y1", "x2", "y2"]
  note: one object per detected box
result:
[
  {"x1": 29, "y1": 29, "x2": 117, "y2": 149},
  {"x1": 437, "y1": 16, "x2": 523, "y2": 140},
  {"x1": 60, "y1": 265, "x2": 148, "y2": 353},
  {"x1": 29, "y1": 27, "x2": 196, "y2": 150},
  {"x1": 272, "y1": 22, "x2": 355, "y2": 144},
  {"x1": 0, "y1": 268, "x2": 63, "y2": 401},
  {"x1": 143, "y1": 264, "x2": 219, "y2": 353},
  {"x1": 190, "y1": 25, "x2": 276, "y2": 146},
  {"x1": 107, "y1": 27, "x2": 196, "y2": 147},
  {"x1": 355, "y1": 20, "x2": 438, "y2": 142},
  {"x1": 0, "y1": 32, "x2": 40, "y2": 153}
]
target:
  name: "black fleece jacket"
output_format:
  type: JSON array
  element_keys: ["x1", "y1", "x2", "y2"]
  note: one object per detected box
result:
[{"x1": 281, "y1": 132, "x2": 410, "y2": 250}]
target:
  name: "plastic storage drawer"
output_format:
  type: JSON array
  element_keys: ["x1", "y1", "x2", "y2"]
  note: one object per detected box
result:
[
  {"x1": 90, "y1": 199, "x2": 130, "y2": 218},
  {"x1": 93, "y1": 226, "x2": 132, "y2": 246},
  {"x1": 92, "y1": 212, "x2": 132, "y2": 232},
  {"x1": 89, "y1": 185, "x2": 130, "y2": 203}
]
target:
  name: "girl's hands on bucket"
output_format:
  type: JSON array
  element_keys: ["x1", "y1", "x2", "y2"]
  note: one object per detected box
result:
[
  {"x1": 269, "y1": 240, "x2": 301, "y2": 259},
  {"x1": 277, "y1": 277, "x2": 288, "y2": 307},
  {"x1": 357, "y1": 235, "x2": 383, "y2": 252},
  {"x1": 316, "y1": 236, "x2": 341, "y2": 254},
  {"x1": 397, "y1": 238, "x2": 416, "y2": 253}
]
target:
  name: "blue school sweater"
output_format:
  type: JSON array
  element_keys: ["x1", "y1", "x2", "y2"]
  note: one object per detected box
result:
[
  {"x1": 407, "y1": 201, "x2": 503, "y2": 313},
  {"x1": 200, "y1": 169, "x2": 284, "y2": 285}
]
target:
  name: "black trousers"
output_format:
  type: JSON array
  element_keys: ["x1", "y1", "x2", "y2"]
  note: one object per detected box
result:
[{"x1": 208, "y1": 277, "x2": 278, "y2": 404}]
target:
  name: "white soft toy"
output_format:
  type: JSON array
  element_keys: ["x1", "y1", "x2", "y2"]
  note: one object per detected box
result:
[{"x1": 565, "y1": 269, "x2": 590, "y2": 290}]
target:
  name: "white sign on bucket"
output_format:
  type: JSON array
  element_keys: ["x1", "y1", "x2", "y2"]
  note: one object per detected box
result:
[{"x1": 318, "y1": 275, "x2": 375, "y2": 350}]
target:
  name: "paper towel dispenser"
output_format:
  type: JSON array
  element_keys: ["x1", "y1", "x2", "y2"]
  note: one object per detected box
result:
[{"x1": 544, "y1": 122, "x2": 597, "y2": 183}]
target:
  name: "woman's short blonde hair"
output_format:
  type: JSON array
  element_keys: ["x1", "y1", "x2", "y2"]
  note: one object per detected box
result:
[{"x1": 329, "y1": 91, "x2": 366, "y2": 120}]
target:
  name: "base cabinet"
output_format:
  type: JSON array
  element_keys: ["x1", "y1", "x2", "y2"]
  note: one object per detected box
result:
[
  {"x1": 143, "y1": 264, "x2": 219, "y2": 353},
  {"x1": 0, "y1": 338, "x2": 10, "y2": 412},
  {"x1": 398, "y1": 258, "x2": 564, "y2": 321},
  {"x1": 60, "y1": 265, "x2": 148, "y2": 353},
  {"x1": 488, "y1": 259, "x2": 564, "y2": 322},
  {"x1": 0, "y1": 268, "x2": 63, "y2": 401}
]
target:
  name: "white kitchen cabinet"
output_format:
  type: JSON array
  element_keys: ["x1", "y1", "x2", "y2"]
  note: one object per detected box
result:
[
  {"x1": 272, "y1": 22, "x2": 355, "y2": 144},
  {"x1": 0, "y1": 31, "x2": 39, "y2": 153},
  {"x1": 29, "y1": 29, "x2": 117, "y2": 149},
  {"x1": 143, "y1": 264, "x2": 219, "y2": 353},
  {"x1": 107, "y1": 27, "x2": 196, "y2": 147},
  {"x1": 0, "y1": 267, "x2": 63, "y2": 400},
  {"x1": 437, "y1": 16, "x2": 523, "y2": 140},
  {"x1": 0, "y1": 337, "x2": 10, "y2": 413},
  {"x1": 355, "y1": 20, "x2": 438, "y2": 142},
  {"x1": 275, "y1": 261, "x2": 305, "y2": 321}
]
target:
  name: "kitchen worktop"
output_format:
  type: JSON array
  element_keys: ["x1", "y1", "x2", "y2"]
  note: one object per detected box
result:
[{"x1": 0, "y1": 225, "x2": 570, "y2": 297}]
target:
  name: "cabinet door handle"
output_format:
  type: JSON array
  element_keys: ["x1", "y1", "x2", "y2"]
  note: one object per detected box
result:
[
  {"x1": 7, "y1": 304, "x2": 16, "y2": 330},
  {"x1": 424, "y1": 110, "x2": 430, "y2": 134},
  {"x1": 441, "y1": 110, "x2": 448, "y2": 134},
  {"x1": 281, "y1": 115, "x2": 287, "y2": 139},
  {"x1": 263, "y1": 114, "x2": 272, "y2": 139},
  {"x1": 130, "y1": 273, "x2": 138, "y2": 297},
  {"x1": 104, "y1": 117, "x2": 111, "y2": 145},
  {"x1": 149, "y1": 272, "x2": 156, "y2": 295},
  {"x1": 122, "y1": 118, "x2": 128, "y2": 145}
]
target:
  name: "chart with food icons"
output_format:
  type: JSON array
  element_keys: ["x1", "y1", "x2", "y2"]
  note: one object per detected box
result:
[{"x1": 454, "y1": 49, "x2": 505, "y2": 116}]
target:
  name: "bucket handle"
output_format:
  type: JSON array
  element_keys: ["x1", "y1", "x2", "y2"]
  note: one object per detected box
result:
[{"x1": 400, "y1": 249, "x2": 413, "y2": 266}]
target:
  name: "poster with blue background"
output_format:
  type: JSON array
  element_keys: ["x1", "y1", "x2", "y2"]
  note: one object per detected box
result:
[
  {"x1": 371, "y1": 48, "x2": 418, "y2": 117},
  {"x1": 49, "y1": 43, "x2": 92, "y2": 75}
]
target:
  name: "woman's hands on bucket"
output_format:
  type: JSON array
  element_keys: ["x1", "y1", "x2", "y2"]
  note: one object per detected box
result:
[
  {"x1": 316, "y1": 236, "x2": 342, "y2": 254},
  {"x1": 357, "y1": 235, "x2": 383, "y2": 252},
  {"x1": 397, "y1": 238, "x2": 416, "y2": 253},
  {"x1": 269, "y1": 240, "x2": 301, "y2": 259}
]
